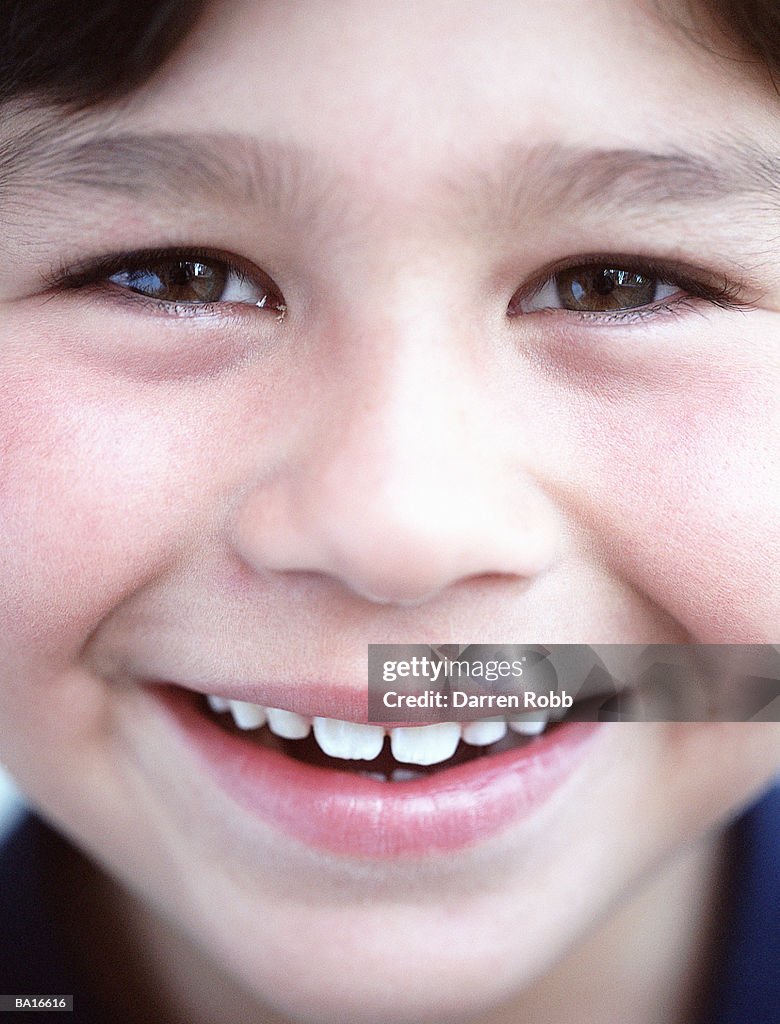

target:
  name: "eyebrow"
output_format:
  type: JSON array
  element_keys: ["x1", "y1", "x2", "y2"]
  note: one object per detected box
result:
[
  {"x1": 3, "y1": 120, "x2": 780, "y2": 233},
  {"x1": 1, "y1": 123, "x2": 342, "y2": 227},
  {"x1": 470, "y1": 138, "x2": 780, "y2": 216}
]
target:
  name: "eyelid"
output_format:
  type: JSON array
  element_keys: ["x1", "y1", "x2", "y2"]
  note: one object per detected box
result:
[{"x1": 507, "y1": 253, "x2": 747, "y2": 318}]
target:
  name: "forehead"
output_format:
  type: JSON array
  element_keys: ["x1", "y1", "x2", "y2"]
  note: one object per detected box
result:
[{"x1": 134, "y1": 0, "x2": 774, "y2": 167}]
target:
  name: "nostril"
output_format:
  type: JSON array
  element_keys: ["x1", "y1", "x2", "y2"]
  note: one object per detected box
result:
[{"x1": 348, "y1": 569, "x2": 533, "y2": 607}]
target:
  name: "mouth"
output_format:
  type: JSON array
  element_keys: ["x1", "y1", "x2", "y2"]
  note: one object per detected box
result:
[{"x1": 150, "y1": 683, "x2": 603, "y2": 858}]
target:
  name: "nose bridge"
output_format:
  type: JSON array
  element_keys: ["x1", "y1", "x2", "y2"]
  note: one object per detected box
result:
[
  {"x1": 333, "y1": 305, "x2": 472, "y2": 514},
  {"x1": 231, "y1": 296, "x2": 561, "y2": 604}
]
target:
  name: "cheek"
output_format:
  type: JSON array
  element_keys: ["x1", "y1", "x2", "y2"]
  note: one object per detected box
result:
[
  {"x1": 560, "y1": 334, "x2": 780, "y2": 640},
  {"x1": 0, "y1": 335, "x2": 245, "y2": 801},
  {"x1": 0, "y1": 356, "x2": 198, "y2": 662}
]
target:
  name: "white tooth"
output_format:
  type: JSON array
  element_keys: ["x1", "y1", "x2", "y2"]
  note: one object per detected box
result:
[
  {"x1": 266, "y1": 707, "x2": 311, "y2": 740},
  {"x1": 508, "y1": 716, "x2": 548, "y2": 735},
  {"x1": 207, "y1": 694, "x2": 230, "y2": 713},
  {"x1": 228, "y1": 700, "x2": 266, "y2": 729},
  {"x1": 462, "y1": 719, "x2": 508, "y2": 746},
  {"x1": 390, "y1": 722, "x2": 461, "y2": 766},
  {"x1": 391, "y1": 768, "x2": 424, "y2": 782},
  {"x1": 312, "y1": 717, "x2": 385, "y2": 760}
]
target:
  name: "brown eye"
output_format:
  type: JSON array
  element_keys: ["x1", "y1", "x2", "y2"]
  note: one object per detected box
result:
[
  {"x1": 107, "y1": 257, "x2": 284, "y2": 309},
  {"x1": 511, "y1": 264, "x2": 678, "y2": 315},
  {"x1": 556, "y1": 266, "x2": 658, "y2": 311}
]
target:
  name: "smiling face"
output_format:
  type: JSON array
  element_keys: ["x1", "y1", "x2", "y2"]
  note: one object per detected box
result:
[{"x1": 1, "y1": 0, "x2": 779, "y2": 1021}]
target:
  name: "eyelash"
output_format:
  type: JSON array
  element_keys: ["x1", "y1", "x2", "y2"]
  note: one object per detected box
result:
[
  {"x1": 49, "y1": 247, "x2": 286, "y2": 320},
  {"x1": 507, "y1": 254, "x2": 747, "y2": 325}
]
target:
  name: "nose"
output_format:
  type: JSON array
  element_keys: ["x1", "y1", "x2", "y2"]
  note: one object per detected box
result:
[{"x1": 230, "y1": 312, "x2": 562, "y2": 606}]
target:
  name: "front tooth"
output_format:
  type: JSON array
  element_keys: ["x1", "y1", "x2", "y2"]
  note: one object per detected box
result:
[
  {"x1": 266, "y1": 707, "x2": 311, "y2": 739},
  {"x1": 509, "y1": 716, "x2": 548, "y2": 736},
  {"x1": 390, "y1": 722, "x2": 461, "y2": 766},
  {"x1": 462, "y1": 719, "x2": 508, "y2": 746},
  {"x1": 229, "y1": 700, "x2": 266, "y2": 729},
  {"x1": 207, "y1": 694, "x2": 230, "y2": 713},
  {"x1": 312, "y1": 718, "x2": 385, "y2": 760}
]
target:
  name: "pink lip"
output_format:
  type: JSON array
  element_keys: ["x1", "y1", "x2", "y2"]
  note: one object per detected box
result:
[
  {"x1": 152, "y1": 685, "x2": 603, "y2": 858},
  {"x1": 170, "y1": 680, "x2": 372, "y2": 722}
]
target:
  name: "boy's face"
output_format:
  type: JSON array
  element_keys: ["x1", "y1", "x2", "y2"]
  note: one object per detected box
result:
[{"x1": 1, "y1": 0, "x2": 779, "y2": 1021}]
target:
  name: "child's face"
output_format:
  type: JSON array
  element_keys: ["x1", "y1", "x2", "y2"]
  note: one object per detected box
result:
[{"x1": 1, "y1": 0, "x2": 779, "y2": 1021}]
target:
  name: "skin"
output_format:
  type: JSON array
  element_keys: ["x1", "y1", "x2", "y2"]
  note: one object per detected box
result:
[{"x1": 0, "y1": 0, "x2": 779, "y2": 1021}]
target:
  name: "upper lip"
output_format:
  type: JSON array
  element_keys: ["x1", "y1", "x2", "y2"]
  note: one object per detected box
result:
[
  {"x1": 136, "y1": 642, "x2": 632, "y2": 725},
  {"x1": 149, "y1": 675, "x2": 613, "y2": 727},
  {"x1": 150, "y1": 678, "x2": 372, "y2": 722}
]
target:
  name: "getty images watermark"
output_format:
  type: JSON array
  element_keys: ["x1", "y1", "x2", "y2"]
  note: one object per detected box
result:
[{"x1": 366, "y1": 644, "x2": 780, "y2": 723}]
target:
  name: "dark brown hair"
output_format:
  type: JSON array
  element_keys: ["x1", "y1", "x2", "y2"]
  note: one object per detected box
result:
[
  {"x1": 0, "y1": 0, "x2": 778, "y2": 109},
  {"x1": 0, "y1": 1, "x2": 206, "y2": 107},
  {"x1": 700, "y1": 0, "x2": 780, "y2": 84}
]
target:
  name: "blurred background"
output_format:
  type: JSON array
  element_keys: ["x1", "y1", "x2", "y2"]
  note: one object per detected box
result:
[{"x1": 0, "y1": 765, "x2": 25, "y2": 840}]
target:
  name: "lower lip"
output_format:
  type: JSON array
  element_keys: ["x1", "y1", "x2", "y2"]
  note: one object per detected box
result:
[{"x1": 153, "y1": 686, "x2": 603, "y2": 858}]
